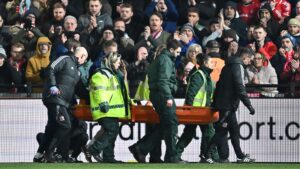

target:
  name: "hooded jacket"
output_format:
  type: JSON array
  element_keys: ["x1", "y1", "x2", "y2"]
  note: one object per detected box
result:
[
  {"x1": 212, "y1": 56, "x2": 252, "y2": 111},
  {"x1": 25, "y1": 37, "x2": 52, "y2": 89}
]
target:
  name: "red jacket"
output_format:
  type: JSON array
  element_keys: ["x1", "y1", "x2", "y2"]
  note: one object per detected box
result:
[
  {"x1": 258, "y1": 41, "x2": 278, "y2": 61},
  {"x1": 237, "y1": 0, "x2": 261, "y2": 25},
  {"x1": 263, "y1": 0, "x2": 291, "y2": 22},
  {"x1": 281, "y1": 61, "x2": 300, "y2": 82}
]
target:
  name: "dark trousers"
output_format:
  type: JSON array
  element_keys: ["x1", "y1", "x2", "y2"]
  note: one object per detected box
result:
[
  {"x1": 39, "y1": 104, "x2": 72, "y2": 158},
  {"x1": 206, "y1": 110, "x2": 245, "y2": 159},
  {"x1": 146, "y1": 124, "x2": 162, "y2": 161},
  {"x1": 136, "y1": 92, "x2": 179, "y2": 162},
  {"x1": 176, "y1": 123, "x2": 217, "y2": 158},
  {"x1": 89, "y1": 117, "x2": 119, "y2": 161}
]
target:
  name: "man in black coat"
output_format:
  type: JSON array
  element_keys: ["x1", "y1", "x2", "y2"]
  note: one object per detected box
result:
[
  {"x1": 203, "y1": 54, "x2": 256, "y2": 163},
  {"x1": 38, "y1": 47, "x2": 88, "y2": 162}
]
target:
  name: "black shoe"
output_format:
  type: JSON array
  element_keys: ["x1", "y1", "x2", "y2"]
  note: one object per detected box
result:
[
  {"x1": 44, "y1": 152, "x2": 57, "y2": 163},
  {"x1": 216, "y1": 158, "x2": 230, "y2": 163},
  {"x1": 82, "y1": 146, "x2": 93, "y2": 163},
  {"x1": 128, "y1": 145, "x2": 146, "y2": 163},
  {"x1": 102, "y1": 159, "x2": 123, "y2": 163},
  {"x1": 60, "y1": 157, "x2": 76, "y2": 163},
  {"x1": 149, "y1": 158, "x2": 163, "y2": 163},
  {"x1": 87, "y1": 145, "x2": 103, "y2": 163},
  {"x1": 200, "y1": 155, "x2": 214, "y2": 164},
  {"x1": 33, "y1": 153, "x2": 46, "y2": 163},
  {"x1": 237, "y1": 156, "x2": 255, "y2": 163}
]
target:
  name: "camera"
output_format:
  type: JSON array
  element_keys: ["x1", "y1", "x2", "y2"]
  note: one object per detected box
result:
[{"x1": 24, "y1": 18, "x2": 32, "y2": 31}]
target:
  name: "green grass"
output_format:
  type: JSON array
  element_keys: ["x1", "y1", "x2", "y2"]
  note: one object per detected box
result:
[{"x1": 0, "y1": 163, "x2": 300, "y2": 169}]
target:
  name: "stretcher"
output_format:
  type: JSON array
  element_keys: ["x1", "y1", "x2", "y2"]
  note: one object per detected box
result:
[{"x1": 74, "y1": 104, "x2": 219, "y2": 124}]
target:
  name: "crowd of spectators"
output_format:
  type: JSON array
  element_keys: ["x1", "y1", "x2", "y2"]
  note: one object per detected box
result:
[{"x1": 1, "y1": 0, "x2": 300, "y2": 97}]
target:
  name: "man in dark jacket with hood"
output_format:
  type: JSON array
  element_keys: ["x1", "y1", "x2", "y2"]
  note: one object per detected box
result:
[
  {"x1": 203, "y1": 53, "x2": 256, "y2": 163},
  {"x1": 39, "y1": 47, "x2": 88, "y2": 162}
]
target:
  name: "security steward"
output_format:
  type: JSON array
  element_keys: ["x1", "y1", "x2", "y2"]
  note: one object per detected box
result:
[
  {"x1": 41, "y1": 47, "x2": 88, "y2": 162},
  {"x1": 87, "y1": 52, "x2": 130, "y2": 163},
  {"x1": 176, "y1": 54, "x2": 217, "y2": 163},
  {"x1": 129, "y1": 39, "x2": 183, "y2": 163}
]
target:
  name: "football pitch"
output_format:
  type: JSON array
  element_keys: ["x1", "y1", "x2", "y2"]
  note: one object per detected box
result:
[{"x1": 0, "y1": 163, "x2": 300, "y2": 169}]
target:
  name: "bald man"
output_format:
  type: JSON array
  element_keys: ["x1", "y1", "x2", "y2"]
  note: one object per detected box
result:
[{"x1": 35, "y1": 47, "x2": 88, "y2": 163}]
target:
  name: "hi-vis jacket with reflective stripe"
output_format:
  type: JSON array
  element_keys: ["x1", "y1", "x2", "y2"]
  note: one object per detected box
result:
[
  {"x1": 186, "y1": 69, "x2": 214, "y2": 107},
  {"x1": 89, "y1": 68, "x2": 130, "y2": 121},
  {"x1": 134, "y1": 76, "x2": 150, "y2": 101}
]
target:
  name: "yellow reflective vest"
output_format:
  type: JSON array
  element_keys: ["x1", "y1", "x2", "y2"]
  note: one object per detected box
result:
[
  {"x1": 188, "y1": 70, "x2": 213, "y2": 107},
  {"x1": 89, "y1": 69, "x2": 130, "y2": 121},
  {"x1": 134, "y1": 76, "x2": 150, "y2": 101}
]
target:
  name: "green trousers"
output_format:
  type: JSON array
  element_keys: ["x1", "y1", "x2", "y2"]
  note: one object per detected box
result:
[
  {"x1": 135, "y1": 92, "x2": 179, "y2": 162},
  {"x1": 176, "y1": 123, "x2": 219, "y2": 160},
  {"x1": 89, "y1": 117, "x2": 119, "y2": 161}
]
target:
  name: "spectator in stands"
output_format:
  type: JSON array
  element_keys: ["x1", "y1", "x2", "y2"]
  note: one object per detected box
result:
[
  {"x1": 0, "y1": 13, "x2": 12, "y2": 50},
  {"x1": 261, "y1": 0, "x2": 291, "y2": 24},
  {"x1": 43, "y1": 2, "x2": 66, "y2": 39},
  {"x1": 178, "y1": 44, "x2": 202, "y2": 85},
  {"x1": 174, "y1": 23, "x2": 198, "y2": 67},
  {"x1": 206, "y1": 41, "x2": 225, "y2": 83},
  {"x1": 7, "y1": 42, "x2": 27, "y2": 91},
  {"x1": 220, "y1": 1, "x2": 248, "y2": 45},
  {"x1": 145, "y1": 0, "x2": 178, "y2": 33},
  {"x1": 271, "y1": 34, "x2": 296, "y2": 83},
  {"x1": 220, "y1": 29, "x2": 239, "y2": 61},
  {"x1": 135, "y1": 12, "x2": 171, "y2": 52},
  {"x1": 127, "y1": 45, "x2": 150, "y2": 99},
  {"x1": 78, "y1": 0, "x2": 112, "y2": 34},
  {"x1": 245, "y1": 52, "x2": 278, "y2": 95},
  {"x1": 237, "y1": 0, "x2": 261, "y2": 25},
  {"x1": 25, "y1": 37, "x2": 52, "y2": 92},
  {"x1": 257, "y1": 3, "x2": 280, "y2": 42},
  {"x1": 0, "y1": 45, "x2": 22, "y2": 93},
  {"x1": 281, "y1": 18, "x2": 300, "y2": 45},
  {"x1": 280, "y1": 44, "x2": 300, "y2": 97},
  {"x1": 89, "y1": 25, "x2": 116, "y2": 60},
  {"x1": 113, "y1": 18, "x2": 135, "y2": 63},
  {"x1": 12, "y1": 9, "x2": 45, "y2": 59},
  {"x1": 173, "y1": 0, "x2": 216, "y2": 27},
  {"x1": 186, "y1": 7, "x2": 208, "y2": 41},
  {"x1": 119, "y1": 3, "x2": 144, "y2": 42},
  {"x1": 202, "y1": 19, "x2": 223, "y2": 47},
  {"x1": 60, "y1": 0, "x2": 86, "y2": 19},
  {"x1": 89, "y1": 40, "x2": 119, "y2": 76},
  {"x1": 50, "y1": 15, "x2": 80, "y2": 61},
  {"x1": 249, "y1": 25, "x2": 278, "y2": 62}
]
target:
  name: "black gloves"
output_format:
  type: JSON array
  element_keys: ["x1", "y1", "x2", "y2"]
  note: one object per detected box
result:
[
  {"x1": 99, "y1": 101, "x2": 109, "y2": 113},
  {"x1": 39, "y1": 68, "x2": 48, "y2": 80},
  {"x1": 248, "y1": 105, "x2": 255, "y2": 115}
]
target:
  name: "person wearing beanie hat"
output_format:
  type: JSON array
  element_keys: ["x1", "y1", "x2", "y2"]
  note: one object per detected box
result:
[
  {"x1": 223, "y1": 29, "x2": 238, "y2": 42},
  {"x1": 287, "y1": 18, "x2": 300, "y2": 38},
  {"x1": 180, "y1": 23, "x2": 195, "y2": 36},
  {"x1": 221, "y1": 0, "x2": 248, "y2": 44},
  {"x1": 257, "y1": 3, "x2": 280, "y2": 42},
  {"x1": 271, "y1": 33, "x2": 296, "y2": 79},
  {"x1": 0, "y1": 45, "x2": 7, "y2": 59},
  {"x1": 288, "y1": 18, "x2": 300, "y2": 28},
  {"x1": 260, "y1": 0, "x2": 291, "y2": 24},
  {"x1": 224, "y1": 1, "x2": 237, "y2": 11}
]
